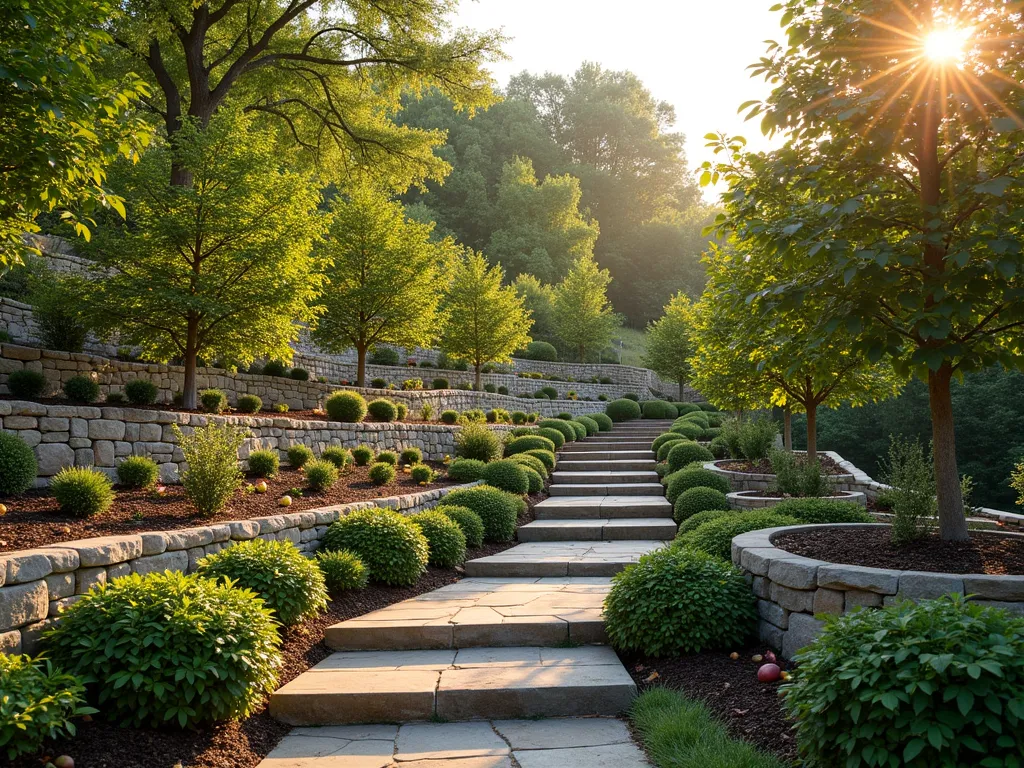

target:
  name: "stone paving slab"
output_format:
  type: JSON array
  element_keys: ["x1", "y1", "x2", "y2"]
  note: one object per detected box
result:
[
  {"x1": 556, "y1": 459, "x2": 657, "y2": 471},
  {"x1": 551, "y1": 471, "x2": 660, "y2": 484},
  {"x1": 465, "y1": 541, "x2": 663, "y2": 577},
  {"x1": 558, "y1": 450, "x2": 655, "y2": 461},
  {"x1": 548, "y1": 483, "x2": 665, "y2": 497},
  {"x1": 517, "y1": 518, "x2": 677, "y2": 542},
  {"x1": 533, "y1": 495, "x2": 673, "y2": 519}
]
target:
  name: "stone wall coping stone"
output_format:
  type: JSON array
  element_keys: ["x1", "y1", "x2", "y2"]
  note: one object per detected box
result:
[{"x1": 707, "y1": 457, "x2": 855, "y2": 484}]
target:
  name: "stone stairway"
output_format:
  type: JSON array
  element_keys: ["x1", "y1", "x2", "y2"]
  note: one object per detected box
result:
[{"x1": 265, "y1": 421, "x2": 674, "y2": 742}]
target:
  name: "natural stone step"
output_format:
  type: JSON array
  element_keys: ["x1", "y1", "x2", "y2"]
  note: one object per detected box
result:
[
  {"x1": 556, "y1": 459, "x2": 657, "y2": 472},
  {"x1": 464, "y1": 541, "x2": 663, "y2": 577},
  {"x1": 269, "y1": 646, "x2": 637, "y2": 725},
  {"x1": 533, "y1": 496, "x2": 674, "y2": 519},
  {"x1": 548, "y1": 483, "x2": 665, "y2": 496},
  {"x1": 562, "y1": 441, "x2": 653, "y2": 451},
  {"x1": 560, "y1": 450, "x2": 655, "y2": 461},
  {"x1": 517, "y1": 518, "x2": 677, "y2": 542},
  {"x1": 551, "y1": 470, "x2": 660, "y2": 485}
]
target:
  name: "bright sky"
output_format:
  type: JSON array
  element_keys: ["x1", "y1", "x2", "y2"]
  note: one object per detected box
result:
[{"x1": 454, "y1": 0, "x2": 787, "y2": 202}]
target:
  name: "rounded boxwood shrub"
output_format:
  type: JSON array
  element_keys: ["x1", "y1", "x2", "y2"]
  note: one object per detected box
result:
[
  {"x1": 199, "y1": 388, "x2": 227, "y2": 413},
  {"x1": 567, "y1": 421, "x2": 587, "y2": 440},
  {"x1": 325, "y1": 390, "x2": 367, "y2": 423},
  {"x1": 368, "y1": 461, "x2": 396, "y2": 485},
  {"x1": 674, "y1": 402, "x2": 702, "y2": 415},
  {"x1": 671, "y1": 421, "x2": 703, "y2": 440},
  {"x1": 304, "y1": 458, "x2": 339, "y2": 491},
  {"x1": 540, "y1": 385, "x2": 558, "y2": 400},
  {"x1": 536, "y1": 427, "x2": 565, "y2": 450},
  {"x1": 50, "y1": 467, "x2": 115, "y2": 518},
  {"x1": 63, "y1": 374, "x2": 99, "y2": 403},
  {"x1": 508, "y1": 452, "x2": 548, "y2": 478},
  {"x1": 642, "y1": 400, "x2": 677, "y2": 419},
  {"x1": 448, "y1": 458, "x2": 486, "y2": 482},
  {"x1": 440, "y1": 485, "x2": 523, "y2": 542},
  {"x1": 262, "y1": 360, "x2": 288, "y2": 377},
  {"x1": 481, "y1": 459, "x2": 530, "y2": 495},
  {"x1": 0, "y1": 431, "x2": 38, "y2": 495},
  {"x1": 455, "y1": 422, "x2": 503, "y2": 462},
  {"x1": 236, "y1": 394, "x2": 263, "y2": 413},
  {"x1": 320, "y1": 446, "x2": 352, "y2": 469},
  {"x1": 351, "y1": 445, "x2": 374, "y2": 466},
  {"x1": 197, "y1": 538, "x2": 328, "y2": 625},
  {"x1": 676, "y1": 510, "x2": 799, "y2": 560},
  {"x1": 676, "y1": 509, "x2": 737, "y2": 536},
  {"x1": 783, "y1": 596, "x2": 1024, "y2": 768},
  {"x1": 248, "y1": 448, "x2": 280, "y2": 477},
  {"x1": 370, "y1": 377, "x2": 388, "y2": 389},
  {"x1": 652, "y1": 433, "x2": 683, "y2": 455},
  {"x1": 520, "y1": 465, "x2": 543, "y2": 493},
  {"x1": 538, "y1": 419, "x2": 575, "y2": 443},
  {"x1": 411, "y1": 510, "x2": 467, "y2": 567},
  {"x1": 116, "y1": 456, "x2": 159, "y2": 489},
  {"x1": 432, "y1": 377, "x2": 450, "y2": 390},
  {"x1": 315, "y1": 549, "x2": 368, "y2": 591},
  {"x1": 679, "y1": 410, "x2": 710, "y2": 428},
  {"x1": 772, "y1": 498, "x2": 875, "y2": 524},
  {"x1": 440, "y1": 409, "x2": 459, "y2": 424},
  {"x1": 46, "y1": 571, "x2": 282, "y2": 728},
  {"x1": 7, "y1": 369, "x2": 46, "y2": 399},
  {"x1": 656, "y1": 436, "x2": 687, "y2": 462},
  {"x1": 289, "y1": 367, "x2": 309, "y2": 381},
  {"x1": 590, "y1": 412, "x2": 613, "y2": 431},
  {"x1": 321, "y1": 508, "x2": 428, "y2": 585},
  {"x1": 436, "y1": 504, "x2": 485, "y2": 548},
  {"x1": 400, "y1": 447, "x2": 422, "y2": 465},
  {"x1": 366, "y1": 398, "x2": 397, "y2": 422},
  {"x1": 286, "y1": 443, "x2": 314, "y2": 469},
  {"x1": 604, "y1": 548, "x2": 756, "y2": 656},
  {"x1": 673, "y1": 486, "x2": 730, "y2": 523},
  {"x1": 709, "y1": 435, "x2": 730, "y2": 459},
  {"x1": 410, "y1": 463, "x2": 435, "y2": 484},
  {"x1": 521, "y1": 340, "x2": 558, "y2": 361},
  {"x1": 523, "y1": 448, "x2": 557, "y2": 471},
  {"x1": 574, "y1": 415, "x2": 599, "y2": 436},
  {"x1": 667, "y1": 442, "x2": 715, "y2": 473},
  {"x1": 666, "y1": 466, "x2": 731, "y2": 497},
  {"x1": 505, "y1": 434, "x2": 556, "y2": 456},
  {"x1": 606, "y1": 398, "x2": 642, "y2": 422},
  {"x1": 511, "y1": 411, "x2": 528, "y2": 425},
  {"x1": 511, "y1": 426, "x2": 538, "y2": 437},
  {"x1": 376, "y1": 450, "x2": 398, "y2": 465}
]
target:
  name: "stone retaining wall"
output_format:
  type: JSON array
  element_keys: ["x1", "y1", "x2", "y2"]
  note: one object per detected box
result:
[
  {"x1": 732, "y1": 523, "x2": 1024, "y2": 658},
  {"x1": 0, "y1": 483, "x2": 480, "y2": 655},
  {"x1": 725, "y1": 490, "x2": 867, "y2": 510},
  {"x1": 705, "y1": 454, "x2": 857, "y2": 493}
]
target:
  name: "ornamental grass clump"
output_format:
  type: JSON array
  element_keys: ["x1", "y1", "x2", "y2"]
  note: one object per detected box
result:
[
  {"x1": 315, "y1": 549, "x2": 368, "y2": 591},
  {"x1": 321, "y1": 508, "x2": 428, "y2": 585},
  {"x1": 50, "y1": 467, "x2": 115, "y2": 518},
  {"x1": 196, "y1": 538, "x2": 328, "y2": 626},
  {"x1": 411, "y1": 510, "x2": 467, "y2": 567},
  {"x1": 436, "y1": 504, "x2": 485, "y2": 548},
  {"x1": 173, "y1": 423, "x2": 246, "y2": 517}
]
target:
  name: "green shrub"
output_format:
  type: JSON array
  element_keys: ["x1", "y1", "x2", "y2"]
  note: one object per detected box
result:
[
  {"x1": 7, "y1": 369, "x2": 46, "y2": 399},
  {"x1": 321, "y1": 508, "x2": 428, "y2": 585},
  {"x1": 481, "y1": 459, "x2": 530, "y2": 495},
  {"x1": 676, "y1": 511, "x2": 799, "y2": 560},
  {"x1": 197, "y1": 538, "x2": 328, "y2": 625},
  {"x1": 574, "y1": 415, "x2": 599, "y2": 436},
  {"x1": 771, "y1": 498, "x2": 875, "y2": 524},
  {"x1": 50, "y1": 467, "x2": 115, "y2": 518},
  {"x1": 676, "y1": 509, "x2": 737, "y2": 536},
  {"x1": 437, "y1": 504, "x2": 485, "y2": 548},
  {"x1": 376, "y1": 449, "x2": 398, "y2": 465},
  {"x1": 199, "y1": 388, "x2": 227, "y2": 413},
  {"x1": 667, "y1": 441, "x2": 715, "y2": 472},
  {"x1": 606, "y1": 398, "x2": 642, "y2": 422},
  {"x1": 507, "y1": 452, "x2": 548, "y2": 478},
  {"x1": 411, "y1": 510, "x2": 467, "y2": 567},
  {"x1": 511, "y1": 411, "x2": 528, "y2": 425},
  {"x1": 0, "y1": 431, "x2": 37, "y2": 495},
  {"x1": 521, "y1": 340, "x2": 558, "y2": 361},
  {"x1": 671, "y1": 421, "x2": 703, "y2": 440},
  {"x1": 369, "y1": 347, "x2": 400, "y2": 365},
  {"x1": 655, "y1": 462, "x2": 671, "y2": 479},
  {"x1": 538, "y1": 419, "x2": 575, "y2": 443},
  {"x1": 505, "y1": 434, "x2": 556, "y2": 456},
  {"x1": 498, "y1": 385, "x2": 509, "y2": 395},
  {"x1": 674, "y1": 402, "x2": 702, "y2": 415},
  {"x1": 400, "y1": 447, "x2": 423, "y2": 465},
  {"x1": 236, "y1": 394, "x2": 262, "y2": 413},
  {"x1": 63, "y1": 374, "x2": 99, "y2": 403},
  {"x1": 325, "y1": 391, "x2": 367, "y2": 423},
  {"x1": 666, "y1": 467, "x2": 732, "y2": 500},
  {"x1": 536, "y1": 427, "x2": 565, "y2": 450},
  {"x1": 520, "y1": 465, "x2": 543, "y2": 493},
  {"x1": 589, "y1": 412, "x2": 613, "y2": 431},
  {"x1": 455, "y1": 421, "x2": 503, "y2": 462},
  {"x1": 368, "y1": 461, "x2": 396, "y2": 485},
  {"x1": 370, "y1": 377, "x2": 388, "y2": 389},
  {"x1": 462, "y1": 408, "x2": 486, "y2": 423},
  {"x1": 116, "y1": 456, "x2": 159, "y2": 489},
  {"x1": 410, "y1": 463, "x2": 435, "y2": 484},
  {"x1": 447, "y1": 458, "x2": 486, "y2": 482},
  {"x1": 0, "y1": 653, "x2": 95, "y2": 760},
  {"x1": 366, "y1": 398, "x2": 397, "y2": 422},
  {"x1": 783, "y1": 596, "x2": 1024, "y2": 768},
  {"x1": 540, "y1": 385, "x2": 558, "y2": 400},
  {"x1": 567, "y1": 420, "x2": 587, "y2": 440},
  {"x1": 248, "y1": 448, "x2": 280, "y2": 477},
  {"x1": 697, "y1": 402, "x2": 718, "y2": 412},
  {"x1": 604, "y1": 548, "x2": 756, "y2": 656},
  {"x1": 656, "y1": 436, "x2": 687, "y2": 461},
  {"x1": 320, "y1": 446, "x2": 352, "y2": 469},
  {"x1": 440, "y1": 409, "x2": 459, "y2": 424},
  {"x1": 287, "y1": 443, "x2": 314, "y2": 469},
  {"x1": 680, "y1": 410, "x2": 710, "y2": 428},
  {"x1": 622, "y1": 392, "x2": 640, "y2": 401},
  {"x1": 290, "y1": 367, "x2": 309, "y2": 381},
  {"x1": 884, "y1": 435, "x2": 936, "y2": 546},
  {"x1": 46, "y1": 571, "x2": 281, "y2": 728},
  {"x1": 106, "y1": 391, "x2": 126, "y2": 404},
  {"x1": 440, "y1": 485, "x2": 523, "y2": 542},
  {"x1": 673, "y1": 487, "x2": 730, "y2": 523},
  {"x1": 398, "y1": 401, "x2": 410, "y2": 419},
  {"x1": 642, "y1": 400, "x2": 678, "y2": 419},
  {"x1": 652, "y1": 432, "x2": 684, "y2": 454},
  {"x1": 304, "y1": 458, "x2": 339, "y2": 491},
  {"x1": 432, "y1": 377, "x2": 450, "y2": 390},
  {"x1": 511, "y1": 426, "x2": 537, "y2": 437},
  {"x1": 351, "y1": 445, "x2": 374, "y2": 465},
  {"x1": 737, "y1": 417, "x2": 778, "y2": 461},
  {"x1": 172, "y1": 423, "x2": 246, "y2": 517},
  {"x1": 524, "y1": 448, "x2": 556, "y2": 471},
  {"x1": 262, "y1": 359, "x2": 288, "y2": 376},
  {"x1": 315, "y1": 549, "x2": 368, "y2": 592},
  {"x1": 709, "y1": 435, "x2": 730, "y2": 459}
]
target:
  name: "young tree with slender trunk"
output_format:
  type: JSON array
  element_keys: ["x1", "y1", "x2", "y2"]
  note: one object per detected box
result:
[
  {"x1": 551, "y1": 254, "x2": 619, "y2": 362},
  {"x1": 644, "y1": 291, "x2": 695, "y2": 393}
]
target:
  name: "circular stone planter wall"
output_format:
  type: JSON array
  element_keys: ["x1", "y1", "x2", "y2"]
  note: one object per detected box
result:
[
  {"x1": 704, "y1": 459, "x2": 856, "y2": 493},
  {"x1": 731, "y1": 523, "x2": 1024, "y2": 659},
  {"x1": 727, "y1": 490, "x2": 866, "y2": 511}
]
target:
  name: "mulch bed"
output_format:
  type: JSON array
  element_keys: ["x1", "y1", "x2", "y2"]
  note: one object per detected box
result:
[
  {"x1": 0, "y1": 464, "x2": 456, "y2": 552},
  {"x1": 622, "y1": 645, "x2": 798, "y2": 763},
  {"x1": 720, "y1": 454, "x2": 847, "y2": 476},
  {"x1": 774, "y1": 526, "x2": 1024, "y2": 574}
]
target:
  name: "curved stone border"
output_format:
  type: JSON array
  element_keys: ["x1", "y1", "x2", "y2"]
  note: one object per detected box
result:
[
  {"x1": 0, "y1": 481, "x2": 482, "y2": 656},
  {"x1": 732, "y1": 523, "x2": 1024, "y2": 658},
  {"x1": 726, "y1": 490, "x2": 866, "y2": 510},
  {"x1": 704, "y1": 457, "x2": 856, "y2": 493}
]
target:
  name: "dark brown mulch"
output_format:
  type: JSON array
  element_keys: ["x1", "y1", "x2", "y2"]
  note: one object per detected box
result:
[
  {"x1": 775, "y1": 526, "x2": 1024, "y2": 574},
  {"x1": 0, "y1": 464, "x2": 456, "y2": 553},
  {"x1": 719, "y1": 454, "x2": 847, "y2": 476},
  {"x1": 622, "y1": 645, "x2": 798, "y2": 763}
]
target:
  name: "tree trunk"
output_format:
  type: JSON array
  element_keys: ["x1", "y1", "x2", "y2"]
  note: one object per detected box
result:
[
  {"x1": 474, "y1": 363, "x2": 482, "y2": 390},
  {"x1": 929, "y1": 363, "x2": 969, "y2": 540},
  {"x1": 182, "y1": 315, "x2": 199, "y2": 409},
  {"x1": 356, "y1": 344, "x2": 367, "y2": 388},
  {"x1": 805, "y1": 403, "x2": 817, "y2": 464},
  {"x1": 783, "y1": 407, "x2": 792, "y2": 451}
]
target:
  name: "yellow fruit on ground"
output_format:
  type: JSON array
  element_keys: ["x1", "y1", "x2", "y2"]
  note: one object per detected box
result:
[
  {"x1": 254, "y1": 481, "x2": 268, "y2": 493},
  {"x1": 0, "y1": 503, "x2": 7, "y2": 515},
  {"x1": 278, "y1": 495, "x2": 292, "y2": 507}
]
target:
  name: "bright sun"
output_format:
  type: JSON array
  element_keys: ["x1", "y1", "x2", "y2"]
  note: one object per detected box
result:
[{"x1": 924, "y1": 26, "x2": 971, "y2": 62}]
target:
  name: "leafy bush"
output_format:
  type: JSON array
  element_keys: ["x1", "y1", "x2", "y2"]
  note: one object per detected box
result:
[
  {"x1": 652, "y1": 433, "x2": 684, "y2": 455},
  {"x1": 883, "y1": 435, "x2": 935, "y2": 546},
  {"x1": 369, "y1": 347, "x2": 400, "y2": 366},
  {"x1": 590, "y1": 412, "x2": 613, "y2": 431},
  {"x1": 116, "y1": 456, "x2": 159, "y2": 489},
  {"x1": 410, "y1": 463, "x2": 435, "y2": 484},
  {"x1": 709, "y1": 435, "x2": 730, "y2": 459},
  {"x1": 481, "y1": 459, "x2": 530, "y2": 495},
  {"x1": 50, "y1": 467, "x2": 115, "y2": 518},
  {"x1": 574, "y1": 415, "x2": 599, "y2": 436},
  {"x1": 536, "y1": 427, "x2": 565, "y2": 450},
  {"x1": 676, "y1": 509, "x2": 737, "y2": 536},
  {"x1": 771, "y1": 498, "x2": 875, "y2": 524},
  {"x1": 47, "y1": 571, "x2": 281, "y2": 728},
  {"x1": 290, "y1": 367, "x2": 309, "y2": 381},
  {"x1": 321, "y1": 446, "x2": 352, "y2": 469},
  {"x1": 365, "y1": 398, "x2": 397, "y2": 422},
  {"x1": 368, "y1": 461, "x2": 396, "y2": 485},
  {"x1": 455, "y1": 421, "x2": 503, "y2": 462},
  {"x1": 540, "y1": 385, "x2": 559, "y2": 400},
  {"x1": 7, "y1": 369, "x2": 46, "y2": 399},
  {"x1": 411, "y1": 510, "x2": 467, "y2": 567},
  {"x1": 197, "y1": 538, "x2": 328, "y2": 625},
  {"x1": 440, "y1": 409, "x2": 459, "y2": 424},
  {"x1": 262, "y1": 360, "x2": 288, "y2": 377},
  {"x1": 376, "y1": 450, "x2": 398, "y2": 465},
  {"x1": 521, "y1": 340, "x2": 558, "y2": 361},
  {"x1": 0, "y1": 431, "x2": 37, "y2": 495},
  {"x1": 520, "y1": 465, "x2": 543, "y2": 493},
  {"x1": 321, "y1": 508, "x2": 428, "y2": 585},
  {"x1": 783, "y1": 596, "x2": 1024, "y2": 768},
  {"x1": 63, "y1": 374, "x2": 99, "y2": 403},
  {"x1": 431, "y1": 377, "x2": 450, "y2": 390},
  {"x1": 507, "y1": 452, "x2": 548, "y2": 478},
  {"x1": 236, "y1": 394, "x2": 263, "y2": 413},
  {"x1": 674, "y1": 487, "x2": 730, "y2": 523},
  {"x1": 441, "y1": 485, "x2": 523, "y2": 542},
  {"x1": 538, "y1": 419, "x2": 576, "y2": 443},
  {"x1": 0, "y1": 653, "x2": 95, "y2": 760},
  {"x1": 677, "y1": 511, "x2": 799, "y2": 560},
  {"x1": 604, "y1": 548, "x2": 756, "y2": 656},
  {"x1": 316, "y1": 549, "x2": 368, "y2": 592},
  {"x1": 511, "y1": 411, "x2": 528, "y2": 425},
  {"x1": 671, "y1": 421, "x2": 703, "y2": 440},
  {"x1": 395, "y1": 403, "x2": 407, "y2": 424},
  {"x1": 248, "y1": 448, "x2": 280, "y2": 477},
  {"x1": 199, "y1": 388, "x2": 227, "y2": 413},
  {"x1": 738, "y1": 417, "x2": 778, "y2": 461},
  {"x1": 505, "y1": 434, "x2": 556, "y2": 456},
  {"x1": 666, "y1": 466, "x2": 732, "y2": 498},
  {"x1": 325, "y1": 391, "x2": 367, "y2": 423},
  {"x1": 656, "y1": 436, "x2": 687, "y2": 462},
  {"x1": 286, "y1": 443, "x2": 314, "y2": 468},
  {"x1": 567, "y1": 420, "x2": 587, "y2": 440},
  {"x1": 351, "y1": 445, "x2": 374, "y2": 466},
  {"x1": 667, "y1": 442, "x2": 715, "y2": 473},
  {"x1": 606, "y1": 398, "x2": 642, "y2": 422},
  {"x1": 370, "y1": 377, "x2": 388, "y2": 389},
  {"x1": 769, "y1": 448, "x2": 833, "y2": 497},
  {"x1": 274, "y1": 403, "x2": 289, "y2": 413},
  {"x1": 437, "y1": 504, "x2": 485, "y2": 548},
  {"x1": 173, "y1": 423, "x2": 246, "y2": 517},
  {"x1": 304, "y1": 458, "x2": 339, "y2": 491},
  {"x1": 680, "y1": 410, "x2": 710, "y2": 428},
  {"x1": 106, "y1": 391, "x2": 126, "y2": 404},
  {"x1": 524, "y1": 448, "x2": 557, "y2": 471},
  {"x1": 448, "y1": 458, "x2": 486, "y2": 482},
  {"x1": 642, "y1": 400, "x2": 678, "y2": 419},
  {"x1": 462, "y1": 408, "x2": 486, "y2": 424},
  {"x1": 400, "y1": 447, "x2": 423, "y2": 465}
]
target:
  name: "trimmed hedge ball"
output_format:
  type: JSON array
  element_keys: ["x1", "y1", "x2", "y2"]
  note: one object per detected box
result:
[
  {"x1": 520, "y1": 466, "x2": 544, "y2": 493},
  {"x1": 304, "y1": 458, "x2": 339, "y2": 491},
  {"x1": 366, "y1": 398, "x2": 398, "y2": 422},
  {"x1": 590, "y1": 412, "x2": 613, "y2": 431},
  {"x1": 320, "y1": 446, "x2": 352, "y2": 469},
  {"x1": 116, "y1": 456, "x2": 159, "y2": 489},
  {"x1": 676, "y1": 509, "x2": 737, "y2": 536},
  {"x1": 481, "y1": 459, "x2": 530, "y2": 495},
  {"x1": 400, "y1": 447, "x2": 423, "y2": 465},
  {"x1": 410, "y1": 464, "x2": 435, "y2": 483},
  {"x1": 536, "y1": 427, "x2": 565, "y2": 450},
  {"x1": 676, "y1": 511, "x2": 800, "y2": 560},
  {"x1": 523, "y1": 448, "x2": 556, "y2": 471},
  {"x1": 316, "y1": 549, "x2": 368, "y2": 592},
  {"x1": 440, "y1": 485, "x2": 524, "y2": 542},
  {"x1": 652, "y1": 433, "x2": 685, "y2": 455},
  {"x1": 667, "y1": 441, "x2": 715, "y2": 472},
  {"x1": 666, "y1": 467, "x2": 731, "y2": 505},
  {"x1": 325, "y1": 391, "x2": 367, "y2": 423},
  {"x1": 411, "y1": 510, "x2": 467, "y2": 567},
  {"x1": 437, "y1": 504, "x2": 485, "y2": 548},
  {"x1": 574, "y1": 415, "x2": 599, "y2": 436},
  {"x1": 505, "y1": 435, "x2": 556, "y2": 456},
  {"x1": 507, "y1": 452, "x2": 548, "y2": 478},
  {"x1": 674, "y1": 402, "x2": 702, "y2": 415},
  {"x1": 321, "y1": 508, "x2": 429, "y2": 586},
  {"x1": 680, "y1": 410, "x2": 710, "y2": 428},
  {"x1": 440, "y1": 409, "x2": 459, "y2": 424},
  {"x1": 656, "y1": 436, "x2": 687, "y2": 461},
  {"x1": 50, "y1": 467, "x2": 114, "y2": 518},
  {"x1": 248, "y1": 448, "x2": 280, "y2": 477},
  {"x1": 671, "y1": 421, "x2": 703, "y2": 440},
  {"x1": 368, "y1": 461, "x2": 396, "y2": 485},
  {"x1": 286, "y1": 443, "x2": 314, "y2": 468},
  {"x1": 351, "y1": 445, "x2": 374, "y2": 466},
  {"x1": 538, "y1": 419, "x2": 576, "y2": 443},
  {"x1": 709, "y1": 435, "x2": 730, "y2": 459},
  {"x1": 236, "y1": 394, "x2": 263, "y2": 413},
  {"x1": 447, "y1": 458, "x2": 486, "y2": 482},
  {"x1": 642, "y1": 400, "x2": 678, "y2": 419},
  {"x1": 606, "y1": 398, "x2": 642, "y2": 422},
  {"x1": 673, "y1": 486, "x2": 731, "y2": 523}
]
